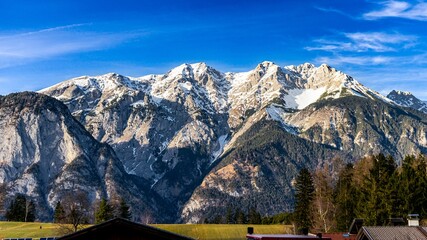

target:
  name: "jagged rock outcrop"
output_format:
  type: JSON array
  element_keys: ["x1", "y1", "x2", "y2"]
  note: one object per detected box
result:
[
  {"x1": 0, "y1": 92, "x2": 163, "y2": 221},
  {"x1": 182, "y1": 95, "x2": 427, "y2": 222},
  {"x1": 387, "y1": 90, "x2": 427, "y2": 114},
  {"x1": 40, "y1": 64, "x2": 230, "y2": 214},
  {"x1": 34, "y1": 62, "x2": 427, "y2": 222}
]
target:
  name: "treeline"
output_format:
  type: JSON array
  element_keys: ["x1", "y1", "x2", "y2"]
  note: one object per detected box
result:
[
  {"x1": 295, "y1": 154, "x2": 427, "y2": 233},
  {"x1": 205, "y1": 207, "x2": 293, "y2": 225},
  {"x1": 0, "y1": 190, "x2": 132, "y2": 233},
  {"x1": 52, "y1": 193, "x2": 132, "y2": 232},
  {"x1": 204, "y1": 154, "x2": 427, "y2": 233},
  {"x1": 4, "y1": 194, "x2": 36, "y2": 222},
  {"x1": 204, "y1": 207, "x2": 263, "y2": 224}
]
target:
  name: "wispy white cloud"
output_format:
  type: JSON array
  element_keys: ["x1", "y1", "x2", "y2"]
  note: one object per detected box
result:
[
  {"x1": 315, "y1": 55, "x2": 396, "y2": 66},
  {"x1": 364, "y1": 1, "x2": 427, "y2": 21},
  {"x1": 410, "y1": 53, "x2": 427, "y2": 64},
  {"x1": 345, "y1": 32, "x2": 416, "y2": 50},
  {"x1": 349, "y1": 66, "x2": 427, "y2": 99},
  {"x1": 306, "y1": 32, "x2": 416, "y2": 53},
  {"x1": 314, "y1": 6, "x2": 359, "y2": 20},
  {"x1": 0, "y1": 24, "x2": 142, "y2": 68},
  {"x1": 314, "y1": 52, "x2": 427, "y2": 67}
]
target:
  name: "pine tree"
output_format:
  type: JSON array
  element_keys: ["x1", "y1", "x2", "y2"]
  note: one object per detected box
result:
[
  {"x1": 5, "y1": 194, "x2": 35, "y2": 222},
  {"x1": 54, "y1": 201, "x2": 66, "y2": 223},
  {"x1": 248, "y1": 207, "x2": 262, "y2": 224},
  {"x1": 225, "y1": 206, "x2": 234, "y2": 224},
  {"x1": 95, "y1": 199, "x2": 114, "y2": 224},
  {"x1": 235, "y1": 208, "x2": 247, "y2": 224},
  {"x1": 334, "y1": 163, "x2": 357, "y2": 232},
  {"x1": 118, "y1": 198, "x2": 131, "y2": 220},
  {"x1": 413, "y1": 154, "x2": 427, "y2": 217},
  {"x1": 211, "y1": 215, "x2": 222, "y2": 224},
  {"x1": 294, "y1": 168, "x2": 315, "y2": 234},
  {"x1": 396, "y1": 154, "x2": 427, "y2": 218},
  {"x1": 357, "y1": 154, "x2": 396, "y2": 226},
  {"x1": 25, "y1": 200, "x2": 36, "y2": 222},
  {"x1": 6, "y1": 194, "x2": 25, "y2": 221}
]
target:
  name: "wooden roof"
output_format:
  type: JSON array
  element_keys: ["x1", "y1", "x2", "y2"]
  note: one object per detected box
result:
[
  {"x1": 356, "y1": 226, "x2": 427, "y2": 240},
  {"x1": 56, "y1": 218, "x2": 194, "y2": 240}
]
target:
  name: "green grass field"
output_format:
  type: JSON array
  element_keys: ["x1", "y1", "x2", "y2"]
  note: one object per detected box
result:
[
  {"x1": 0, "y1": 222, "x2": 291, "y2": 240},
  {"x1": 0, "y1": 222, "x2": 60, "y2": 239},
  {"x1": 154, "y1": 224, "x2": 291, "y2": 240}
]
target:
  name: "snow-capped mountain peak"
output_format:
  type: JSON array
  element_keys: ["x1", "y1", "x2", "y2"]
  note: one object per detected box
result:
[
  {"x1": 387, "y1": 90, "x2": 427, "y2": 113},
  {"x1": 256, "y1": 61, "x2": 277, "y2": 72},
  {"x1": 39, "y1": 72, "x2": 151, "y2": 96},
  {"x1": 40, "y1": 62, "x2": 395, "y2": 117},
  {"x1": 23, "y1": 61, "x2": 427, "y2": 223},
  {"x1": 165, "y1": 63, "x2": 195, "y2": 80},
  {"x1": 391, "y1": 90, "x2": 412, "y2": 96},
  {"x1": 190, "y1": 62, "x2": 208, "y2": 77}
]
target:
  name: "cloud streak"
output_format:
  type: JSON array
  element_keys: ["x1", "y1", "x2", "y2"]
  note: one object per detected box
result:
[
  {"x1": 363, "y1": 1, "x2": 427, "y2": 21},
  {"x1": 306, "y1": 31, "x2": 423, "y2": 67},
  {"x1": 306, "y1": 32, "x2": 416, "y2": 53},
  {"x1": 314, "y1": 6, "x2": 359, "y2": 20},
  {"x1": 315, "y1": 55, "x2": 396, "y2": 66},
  {"x1": 349, "y1": 66, "x2": 427, "y2": 100},
  {"x1": 314, "y1": 52, "x2": 427, "y2": 67},
  {"x1": 0, "y1": 24, "x2": 141, "y2": 68}
]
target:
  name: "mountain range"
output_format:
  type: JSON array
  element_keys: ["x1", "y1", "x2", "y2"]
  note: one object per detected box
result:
[{"x1": 1, "y1": 61, "x2": 427, "y2": 222}]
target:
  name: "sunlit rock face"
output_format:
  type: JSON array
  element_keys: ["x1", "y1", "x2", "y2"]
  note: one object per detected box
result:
[
  {"x1": 35, "y1": 62, "x2": 427, "y2": 222},
  {"x1": 0, "y1": 92, "x2": 159, "y2": 221}
]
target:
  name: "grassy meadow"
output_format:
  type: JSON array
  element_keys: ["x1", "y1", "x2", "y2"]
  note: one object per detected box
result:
[
  {"x1": 154, "y1": 224, "x2": 291, "y2": 240},
  {"x1": 0, "y1": 221, "x2": 291, "y2": 240},
  {"x1": 0, "y1": 222, "x2": 60, "y2": 239}
]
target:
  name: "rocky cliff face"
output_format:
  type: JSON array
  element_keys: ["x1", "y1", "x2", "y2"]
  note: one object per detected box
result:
[
  {"x1": 181, "y1": 119, "x2": 346, "y2": 223},
  {"x1": 0, "y1": 92, "x2": 163, "y2": 221},
  {"x1": 387, "y1": 90, "x2": 427, "y2": 114},
  {"x1": 40, "y1": 64, "x2": 230, "y2": 212},
  {"x1": 34, "y1": 62, "x2": 427, "y2": 222},
  {"x1": 182, "y1": 95, "x2": 427, "y2": 222}
]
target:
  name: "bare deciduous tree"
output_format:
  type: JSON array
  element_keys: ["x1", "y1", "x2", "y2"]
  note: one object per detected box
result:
[
  {"x1": 57, "y1": 191, "x2": 92, "y2": 234},
  {"x1": 0, "y1": 184, "x2": 6, "y2": 217},
  {"x1": 140, "y1": 209, "x2": 153, "y2": 224},
  {"x1": 313, "y1": 167, "x2": 336, "y2": 233}
]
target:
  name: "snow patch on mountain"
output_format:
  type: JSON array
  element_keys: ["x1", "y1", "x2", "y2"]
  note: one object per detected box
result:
[
  {"x1": 266, "y1": 105, "x2": 298, "y2": 135},
  {"x1": 283, "y1": 87, "x2": 326, "y2": 109},
  {"x1": 40, "y1": 61, "x2": 397, "y2": 190},
  {"x1": 166, "y1": 63, "x2": 194, "y2": 80},
  {"x1": 178, "y1": 81, "x2": 193, "y2": 92},
  {"x1": 211, "y1": 134, "x2": 228, "y2": 164}
]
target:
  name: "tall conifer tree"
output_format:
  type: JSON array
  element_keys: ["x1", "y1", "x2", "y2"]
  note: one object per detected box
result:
[
  {"x1": 357, "y1": 154, "x2": 396, "y2": 225},
  {"x1": 54, "y1": 201, "x2": 66, "y2": 223},
  {"x1": 396, "y1": 154, "x2": 427, "y2": 218},
  {"x1": 334, "y1": 163, "x2": 356, "y2": 231},
  {"x1": 118, "y1": 198, "x2": 131, "y2": 220},
  {"x1": 5, "y1": 194, "x2": 35, "y2": 222},
  {"x1": 95, "y1": 198, "x2": 114, "y2": 224},
  {"x1": 294, "y1": 168, "x2": 315, "y2": 234}
]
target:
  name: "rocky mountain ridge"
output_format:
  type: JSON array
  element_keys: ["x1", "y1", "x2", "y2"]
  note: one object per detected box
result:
[
  {"x1": 2, "y1": 61, "x2": 426, "y2": 222},
  {"x1": 387, "y1": 90, "x2": 427, "y2": 114},
  {"x1": 0, "y1": 92, "x2": 167, "y2": 221}
]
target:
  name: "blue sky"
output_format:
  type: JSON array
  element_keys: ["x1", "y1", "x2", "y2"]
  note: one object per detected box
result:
[{"x1": 1, "y1": 0, "x2": 427, "y2": 99}]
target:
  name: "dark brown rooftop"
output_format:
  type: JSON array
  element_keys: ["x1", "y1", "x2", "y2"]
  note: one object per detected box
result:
[{"x1": 56, "y1": 218, "x2": 194, "y2": 240}]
